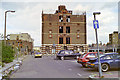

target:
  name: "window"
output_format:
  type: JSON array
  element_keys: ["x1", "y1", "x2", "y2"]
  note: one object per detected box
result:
[
  {"x1": 49, "y1": 30, "x2": 52, "y2": 34},
  {"x1": 69, "y1": 51, "x2": 74, "y2": 54},
  {"x1": 102, "y1": 55, "x2": 113, "y2": 60},
  {"x1": 77, "y1": 30, "x2": 80, "y2": 38},
  {"x1": 59, "y1": 16, "x2": 63, "y2": 22},
  {"x1": 66, "y1": 16, "x2": 70, "y2": 22},
  {"x1": 66, "y1": 37, "x2": 70, "y2": 44},
  {"x1": 59, "y1": 26, "x2": 63, "y2": 33},
  {"x1": 59, "y1": 37, "x2": 63, "y2": 44},
  {"x1": 116, "y1": 55, "x2": 120, "y2": 59},
  {"x1": 61, "y1": 51, "x2": 69, "y2": 55},
  {"x1": 13, "y1": 42, "x2": 14, "y2": 45},
  {"x1": 49, "y1": 35, "x2": 52, "y2": 38},
  {"x1": 87, "y1": 53, "x2": 95, "y2": 58},
  {"x1": 66, "y1": 27, "x2": 70, "y2": 33},
  {"x1": 45, "y1": 46, "x2": 50, "y2": 53},
  {"x1": 64, "y1": 46, "x2": 68, "y2": 50},
  {"x1": 49, "y1": 23, "x2": 52, "y2": 25},
  {"x1": 77, "y1": 35, "x2": 80, "y2": 38}
]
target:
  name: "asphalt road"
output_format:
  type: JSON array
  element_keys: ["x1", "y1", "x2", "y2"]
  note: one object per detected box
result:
[{"x1": 10, "y1": 55, "x2": 119, "y2": 78}]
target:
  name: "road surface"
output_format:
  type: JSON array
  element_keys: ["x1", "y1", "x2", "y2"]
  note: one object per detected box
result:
[{"x1": 10, "y1": 55, "x2": 119, "y2": 78}]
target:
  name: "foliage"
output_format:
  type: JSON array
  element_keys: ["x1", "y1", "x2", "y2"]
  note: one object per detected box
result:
[{"x1": 2, "y1": 41, "x2": 15, "y2": 63}]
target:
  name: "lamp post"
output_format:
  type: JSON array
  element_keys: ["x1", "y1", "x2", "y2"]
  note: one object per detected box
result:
[
  {"x1": 93, "y1": 12, "x2": 102, "y2": 78},
  {"x1": 4, "y1": 10, "x2": 15, "y2": 45}
]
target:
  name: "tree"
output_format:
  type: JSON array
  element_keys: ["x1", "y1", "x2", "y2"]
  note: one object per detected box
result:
[{"x1": 2, "y1": 41, "x2": 15, "y2": 63}]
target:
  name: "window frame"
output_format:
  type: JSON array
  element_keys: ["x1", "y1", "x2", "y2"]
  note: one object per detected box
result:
[
  {"x1": 59, "y1": 37, "x2": 63, "y2": 44},
  {"x1": 59, "y1": 26, "x2": 63, "y2": 33},
  {"x1": 66, "y1": 37, "x2": 70, "y2": 44},
  {"x1": 66, "y1": 26, "x2": 70, "y2": 33}
]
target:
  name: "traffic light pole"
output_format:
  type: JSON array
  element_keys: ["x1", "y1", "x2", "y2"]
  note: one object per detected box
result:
[{"x1": 93, "y1": 13, "x2": 102, "y2": 78}]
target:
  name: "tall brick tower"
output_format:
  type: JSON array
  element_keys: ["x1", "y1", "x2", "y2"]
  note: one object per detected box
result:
[{"x1": 41, "y1": 5, "x2": 87, "y2": 54}]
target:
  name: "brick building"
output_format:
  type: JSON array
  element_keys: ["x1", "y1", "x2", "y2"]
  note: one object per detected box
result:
[
  {"x1": 109, "y1": 31, "x2": 118, "y2": 47},
  {"x1": 118, "y1": 33, "x2": 120, "y2": 54},
  {"x1": 41, "y1": 5, "x2": 87, "y2": 54},
  {"x1": 6, "y1": 33, "x2": 34, "y2": 54}
]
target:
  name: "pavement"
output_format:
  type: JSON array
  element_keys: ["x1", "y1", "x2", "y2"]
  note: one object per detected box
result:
[
  {"x1": 3, "y1": 55, "x2": 27, "y2": 68},
  {"x1": 1, "y1": 55, "x2": 28, "y2": 80},
  {"x1": 9, "y1": 55, "x2": 119, "y2": 79}
]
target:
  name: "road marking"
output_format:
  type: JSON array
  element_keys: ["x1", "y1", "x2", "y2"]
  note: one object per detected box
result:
[
  {"x1": 71, "y1": 60, "x2": 77, "y2": 62},
  {"x1": 68, "y1": 68, "x2": 72, "y2": 71},
  {"x1": 77, "y1": 73, "x2": 82, "y2": 77},
  {"x1": 106, "y1": 72, "x2": 112, "y2": 75}
]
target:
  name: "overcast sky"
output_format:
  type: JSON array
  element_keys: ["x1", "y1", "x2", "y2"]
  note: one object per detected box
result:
[{"x1": 0, "y1": 0, "x2": 119, "y2": 46}]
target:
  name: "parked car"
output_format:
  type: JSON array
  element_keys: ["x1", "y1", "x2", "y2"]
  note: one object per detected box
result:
[
  {"x1": 34, "y1": 52, "x2": 42, "y2": 58},
  {"x1": 77, "y1": 52, "x2": 103, "y2": 67},
  {"x1": 86, "y1": 53, "x2": 120, "y2": 72},
  {"x1": 56, "y1": 50, "x2": 81, "y2": 60}
]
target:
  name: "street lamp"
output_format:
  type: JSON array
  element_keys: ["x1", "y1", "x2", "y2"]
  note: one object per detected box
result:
[
  {"x1": 93, "y1": 12, "x2": 102, "y2": 78},
  {"x1": 4, "y1": 10, "x2": 15, "y2": 45}
]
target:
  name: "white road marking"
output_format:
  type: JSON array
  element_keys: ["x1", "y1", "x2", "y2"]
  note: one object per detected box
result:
[
  {"x1": 71, "y1": 60, "x2": 77, "y2": 62},
  {"x1": 68, "y1": 68, "x2": 72, "y2": 71},
  {"x1": 77, "y1": 73, "x2": 82, "y2": 77}
]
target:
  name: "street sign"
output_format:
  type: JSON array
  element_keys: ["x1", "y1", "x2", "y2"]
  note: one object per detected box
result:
[
  {"x1": 53, "y1": 43, "x2": 56, "y2": 47},
  {"x1": 93, "y1": 20, "x2": 99, "y2": 29}
]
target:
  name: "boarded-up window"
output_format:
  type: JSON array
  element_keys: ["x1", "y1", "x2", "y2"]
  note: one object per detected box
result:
[
  {"x1": 59, "y1": 26, "x2": 63, "y2": 33},
  {"x1": 66, "y1": 37, "x2": 70, "y2": 44},
  {"x1": 59, "y1": 37, "x2": 63, "y2": 44},
  {"x1": 66, "y1": 27, "x2": 70, "y2": 33}
]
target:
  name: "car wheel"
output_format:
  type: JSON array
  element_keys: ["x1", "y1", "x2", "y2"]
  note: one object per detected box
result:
[
  {"x1": 61, "y1": 56, "x2": 64, "y2": 60},
  {"x1": 101, "y1": 63, "x2": 109, "y2": 72}
]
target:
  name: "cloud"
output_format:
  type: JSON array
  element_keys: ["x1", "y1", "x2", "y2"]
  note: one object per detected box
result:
[
  {"x1": 0, "y1": 2, "x2": 118, "y2": 46},
  {"x1": 74, "y1": 3, "x2": 118, "y2": 44},
  {"x1": 1, "y1": 0, "x2": 120, "y2": 2}
]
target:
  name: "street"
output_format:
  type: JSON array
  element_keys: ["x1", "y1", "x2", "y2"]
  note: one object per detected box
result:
[{"x1": 10, "y1": 55, "x2": 119, "y2": 78}]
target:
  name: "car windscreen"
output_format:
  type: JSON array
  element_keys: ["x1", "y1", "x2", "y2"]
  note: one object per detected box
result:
[
  {"x1": 114, "y1": 54, "x2": 120, "y2": 59},
  {"x1": 60, "y1": 51, "x2": 73, "y2": 55},
  {"x1": 81, "y1": 53, "x2": 87, "y2": 58},
  {"x1": 35, "y1": 53, "x2": 41, "y2": 54},
  {"x1": 96, "y1": 53, "x2": 104, "y2": 57}
]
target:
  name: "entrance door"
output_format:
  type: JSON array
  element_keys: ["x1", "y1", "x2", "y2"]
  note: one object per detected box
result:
[{"x1": 64, "y1": 46, "x2": 68, "y2": 50}]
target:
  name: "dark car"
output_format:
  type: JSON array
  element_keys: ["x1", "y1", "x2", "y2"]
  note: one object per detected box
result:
[
  {"x1": 77, "y1": 52, "x2": 103, "y2": 67},
  {"x1": 56, "y1": 50, "x2": 81, "y2": 60},
  {"x1": 86, "y1": 53, "x2": 120, "y2": 72}
]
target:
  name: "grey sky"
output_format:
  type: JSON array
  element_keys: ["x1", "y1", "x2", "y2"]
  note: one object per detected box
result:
[{"x1": 0, "y1": 0, "x2": 119, "y2": 46}]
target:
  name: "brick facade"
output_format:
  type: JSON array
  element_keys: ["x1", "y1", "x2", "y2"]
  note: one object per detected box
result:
[
  {"x1": 6, "y1": 33, "x2": 33, "y2": 54},
  {"x1": 42, "y1": 5, "x2": 87, "y2": 54}
]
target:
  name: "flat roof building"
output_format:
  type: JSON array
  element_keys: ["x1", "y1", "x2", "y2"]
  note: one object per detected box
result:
[{"x1": 109, "y1": 31, "x2": 118, "y2": 47}]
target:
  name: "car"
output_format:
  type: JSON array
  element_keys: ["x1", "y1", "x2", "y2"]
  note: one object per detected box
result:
[
  {"x1": 56, "y1": 50, "x2": 81, "y2": 60},
  {"x1": 77, "y1": 52, "x2": 103, "y2": 67},
  {"x1": 34, "y1": 52, "x2": 42, "y2": 58},
  {"x1": 86, "y1": 53, "x2": 120, "y2": 72}
]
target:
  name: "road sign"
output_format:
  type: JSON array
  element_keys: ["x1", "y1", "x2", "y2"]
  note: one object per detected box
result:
[
  {"x1": 93, "y1": 20, "x2": 99, "y2": 29},
  {"x1": 53, "y1": 43, "x2": 56, "y2": 47}
]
